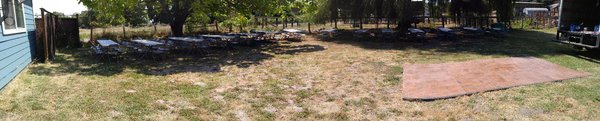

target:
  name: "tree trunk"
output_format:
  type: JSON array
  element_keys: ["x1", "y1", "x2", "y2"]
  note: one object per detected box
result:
[
  {"x1": 308, "y1": 23, "x2": 311, "y2": 33},
  {"x1": 262, "y1": 18, "x2": 266, "y2": 29},
  {"x1": 334, "y1": 18, "x2": 338, "y2": 29},
  {"x1": 376, "y1": 18, "x2": 379, "y2": 29},
  {"x1": 254, "y1": 17, "x2": 259, "y2": 28},
  {"x1": 284, "y1": 18, "x2": 287, "y2": 29},
  {"x1": 359, "y1": 17, "x2": 363, "y2": 29},
  {"x1": 276, "y1": 18, "x2": 279, "y2": 28},
  {"x1": 170, "y1": 21, "x2": 185, "y2": 37},
  {"x1": 387, "y1": 18, "x2": 390, "y2": 28},
  {"x1": 153, "y1": 23, "x2": 157, "y2": 34},
  {"x1": 442, "y1": 16, "x2": 446, "y2": 28},
  {"x1": 122, "y1": 25, "x2": 126, "y2": 39},
  {"x1": 90, "y1": 27, "x2": 94, "y2": 42},
  {"x1": 215, "y1": 21, "x2": 220, "y2": 32}
]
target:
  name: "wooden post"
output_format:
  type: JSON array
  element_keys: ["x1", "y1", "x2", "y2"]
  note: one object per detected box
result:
[
  {"x1": 521, "y1": 18, "x2": 525, "y2": 29},
  {"x1": 41, "y1": 9, "x2": 48, "y2": 62},
  {"x1": 51, "y1": 15, "x2": 56, "y2": 60}
]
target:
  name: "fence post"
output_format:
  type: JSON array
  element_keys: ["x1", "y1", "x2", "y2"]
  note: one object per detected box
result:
[
  {"x1": 52, "y1": 15, "x2": 57, "y2": 59},
  {"x1": 41, "y1": 9, "x2": 48, "y2": 63},
  {"x1": 522, "y1": 18, "x2": 525, "y2": 29}
]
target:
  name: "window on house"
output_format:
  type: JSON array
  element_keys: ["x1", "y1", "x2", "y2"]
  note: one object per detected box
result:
[{"x1": 1, "y1": 0, "x2": 25, "y2": 35}]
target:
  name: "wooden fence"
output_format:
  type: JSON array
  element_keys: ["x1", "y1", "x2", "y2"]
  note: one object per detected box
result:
[{"x1": 35, "y1": 8, "x2": 80, "y2": 62}]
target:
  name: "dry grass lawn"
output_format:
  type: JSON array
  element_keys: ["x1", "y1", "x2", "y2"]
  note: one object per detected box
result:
[{"x1": 0, "y1": 29, "x2": 599, "y2": 120}]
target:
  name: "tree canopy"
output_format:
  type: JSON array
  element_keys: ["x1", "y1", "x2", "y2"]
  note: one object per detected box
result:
[{"x1": 78, "y1": 0, "x2": 520, "y2": 36}]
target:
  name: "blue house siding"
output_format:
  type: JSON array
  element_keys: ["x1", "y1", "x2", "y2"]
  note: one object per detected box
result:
[{"x1": 0, "y1": 0, "x2": 35, "y2": 89}]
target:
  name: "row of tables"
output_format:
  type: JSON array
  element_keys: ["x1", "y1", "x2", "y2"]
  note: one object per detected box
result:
[{"x1": 92, "y1": 30, "x2": 307, "y2": 57}]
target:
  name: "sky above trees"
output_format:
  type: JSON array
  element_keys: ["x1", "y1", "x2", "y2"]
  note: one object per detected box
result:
[{"x1": 33, "y1": 0, "x2": 87, "y2": 15}]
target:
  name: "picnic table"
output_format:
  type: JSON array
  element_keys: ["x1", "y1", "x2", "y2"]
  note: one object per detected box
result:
[
  {"x1": 319, "y1": 29, "x2": 339, "y2": 39},
  {"x1": 282, "y1": 29, "x2": 304, "y2": 33},
  {"x1": 97, "y1": 39, "x2": 119, "y2": 47},
  {"x1": 354, "y1": 29, "x2": 372, "y2": 40},
  {"x1": 437, "y1": 28, "x2": 454, "y2": 33},
  {"x1": 320, "y1": 29, "x2": 337, "y2": 33},
  {"x1": 132, "y1": 39, "x2": 164, "y2": 47},
  {"x1": 92, "y1": 39, "x2": 123, "y2": 57},
  {"x1": 230, "y1": 33, "x2": 259, "y2": 37},
  {"x1": 408, "y1": 28, "x2": 425, "y2": 33},
  {"x1": 462, "y1": 27, "x2": 480, "y2": 31},
  {"x1": 168, "y1": 37, "x2": 210, "y2": 50},
  {"x1": 437, "y1": 28, "x2": 457, "y2": 41},
  {"x1": 461, "y1": 27, "x2": 485, "y2": 38},
  {"x1": 226, "y1": 33, "x2": 260, "y2": 45},
  {"x1": 407, "y1": 29, "x2": 426, "y2": 42},
  {"x1": 168, "y1": 37, "x2": 205, "y2": 43},
  {"x1": 200, "y1": 35, "x2": 239, "y2": 47},
  {"x1": 201, "y1": 35, "x2": 237, "y2": 40},
  {"x1": 381, "y1": 29, "x2": 395, "y2": 33},
  {"x1": 250, "y1": 31, "x2": 285, "y2": 41}
]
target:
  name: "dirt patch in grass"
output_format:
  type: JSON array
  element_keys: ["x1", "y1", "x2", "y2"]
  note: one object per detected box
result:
[{"x1": 0, "y1": 29, "x2": 599, "y2": 120}]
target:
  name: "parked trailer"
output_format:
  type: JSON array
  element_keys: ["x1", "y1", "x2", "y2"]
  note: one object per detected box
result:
[{"x1": 555, "y1": 0, "x2": 600, "y2": 49}]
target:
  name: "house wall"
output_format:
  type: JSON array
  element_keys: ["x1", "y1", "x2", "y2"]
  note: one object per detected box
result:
[{"x1": 0, "y1": 0, "x2": 35, "y2": 89}]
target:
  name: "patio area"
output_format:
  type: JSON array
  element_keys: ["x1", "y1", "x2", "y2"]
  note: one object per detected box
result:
[{"x1": 0, "y1": 29, "x2": 598, "y2": 120}]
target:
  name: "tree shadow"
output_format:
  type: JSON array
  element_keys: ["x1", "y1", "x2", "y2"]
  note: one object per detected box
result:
[
  {"x1": 29, "y1": 42, "x2": 325, "y2": 76},
  {"x1": 563, "y1": 50, "x2": 600, "y2": 64},
  {"x1": 322, "y1": 29, "x2": 575, "y2": 58}
]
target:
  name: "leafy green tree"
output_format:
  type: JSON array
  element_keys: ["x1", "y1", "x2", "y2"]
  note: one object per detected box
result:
[
  {"x1": 142, "y1": 0, "x2": 198, "y2": 36},
  {"x1": 123, "y1": 1, "x2": 149, "y2": 27},
  {"x1": 78, "y1": 10, "x2": 97, "y2": 28}
]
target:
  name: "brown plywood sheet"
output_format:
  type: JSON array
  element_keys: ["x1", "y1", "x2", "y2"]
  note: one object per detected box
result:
[{"x1": 402, "y1": 57, "x2": 590, "y2": 100}]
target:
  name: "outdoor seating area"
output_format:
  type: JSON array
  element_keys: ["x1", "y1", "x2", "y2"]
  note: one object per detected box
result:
[
  {"x1": 90, "y1": 29, "x2": 308, "y2": 61},
  {"x1": 4, "y1": 0, "x2": 600, "y2": 120},
  {"x1": 319, "y1": 25, "x2": 507, "y2": 43}
]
